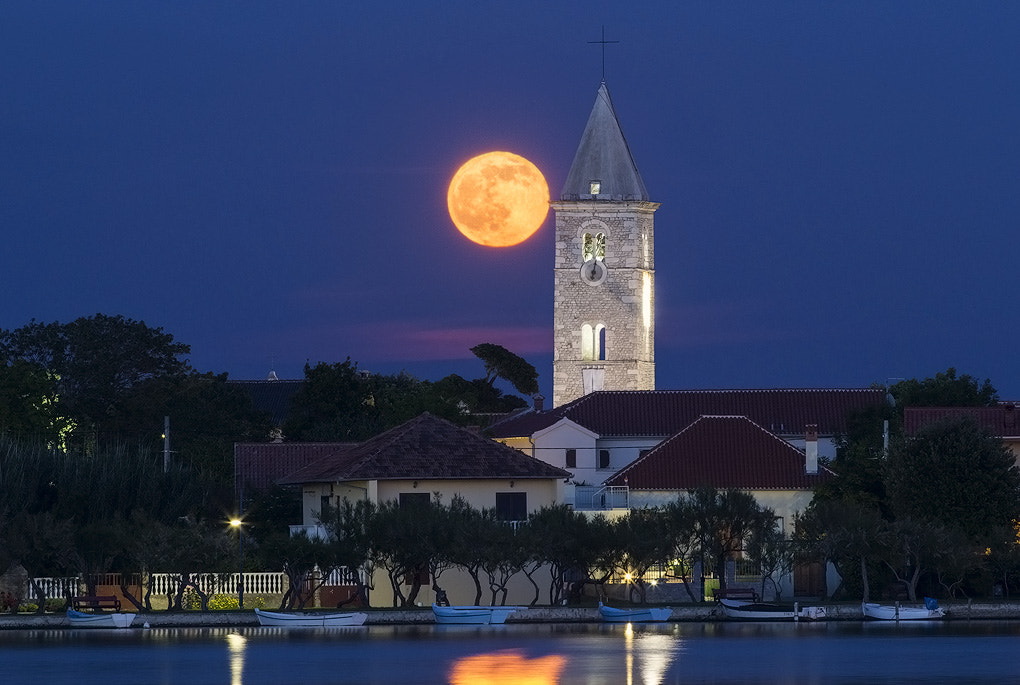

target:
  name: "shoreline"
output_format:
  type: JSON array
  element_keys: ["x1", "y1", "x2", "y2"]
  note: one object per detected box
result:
[{"x1": 3, "y1": 600, "x2": 1020, "y2": 629}]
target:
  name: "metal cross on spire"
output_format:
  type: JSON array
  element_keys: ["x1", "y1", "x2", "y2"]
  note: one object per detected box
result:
[{"x1": 588, "y1": 26, "x2": 619, "y2": 83}]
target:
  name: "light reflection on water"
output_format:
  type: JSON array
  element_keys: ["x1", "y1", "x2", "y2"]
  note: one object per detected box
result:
[
  {"x1": 2, "y1": 621, "x2": 1020, "y2": 684},
  {"x1": 227, "y1": 632, "x2": 246, "y2": 685}
]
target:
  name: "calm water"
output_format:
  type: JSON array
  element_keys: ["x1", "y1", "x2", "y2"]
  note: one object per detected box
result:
[{"x1": 1, "y1": 621, "x2": 1019, "y2": 684}]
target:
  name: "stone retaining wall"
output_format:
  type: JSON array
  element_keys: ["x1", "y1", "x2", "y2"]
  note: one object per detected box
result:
[{"x1": 3, "y1": 600, "x2": 1020, "y2": 629}]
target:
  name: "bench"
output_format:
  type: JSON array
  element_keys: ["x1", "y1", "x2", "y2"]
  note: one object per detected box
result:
[
  {"x1": 71, "y1": 595, "x2": 121, "y2": 612},
  {"x1": 712, "y1": 587, "x2": 759, "y2": 602}
]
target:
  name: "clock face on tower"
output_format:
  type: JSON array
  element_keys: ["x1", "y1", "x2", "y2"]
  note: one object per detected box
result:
[{"x1": 579, "y1": 258, "x2": 607, "y2": 286}]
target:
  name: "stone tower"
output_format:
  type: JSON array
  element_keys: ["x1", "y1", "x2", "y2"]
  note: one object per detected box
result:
[{"x1": 551, "y1": 82, "x2": 659, "y2": 407}]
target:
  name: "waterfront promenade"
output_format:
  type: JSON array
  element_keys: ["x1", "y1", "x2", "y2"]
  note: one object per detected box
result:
[{"x1": 3, "y1": 600, "x2": 1020, "y2": 629}]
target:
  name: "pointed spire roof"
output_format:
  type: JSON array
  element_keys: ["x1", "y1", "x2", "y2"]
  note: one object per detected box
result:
[{"x1": 561, "y1": 82, "x2": 649, "y2": 201}]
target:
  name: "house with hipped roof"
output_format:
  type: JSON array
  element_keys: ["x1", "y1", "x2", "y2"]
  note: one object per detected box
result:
[
  {"x1": 488, "y1": 388, "x2": 886, "y2": 516},
  {"x1": 240, "y1": 412, "x2": 570, "y2": 607},
  {"x1": 603, "y1": 415, "x2": 834, "y2": 534}
]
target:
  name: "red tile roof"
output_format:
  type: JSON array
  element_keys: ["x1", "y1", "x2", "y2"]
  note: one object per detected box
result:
[
  {"x1": 235, "y1": 442, "x2": 355, "y2": 491},
  {"x1": 277, "y1": 412, "x2": 570, "y2": 485},
  {"x1": 904, "y1": 405, "x2": 1020, "y2": 437},
  {"x1": 488, "y1": 388, "x2": 887, "y2": 439},
  {"x1": 604, "y1": 415, "x2": 833, "y2": 490}
]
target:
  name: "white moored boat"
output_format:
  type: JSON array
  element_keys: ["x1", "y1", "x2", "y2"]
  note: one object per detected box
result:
[
  {"x1": 862, "y1": 599, "x2": 945, "y2": 621},
  {"x1": 254, "y1": 608, "x2": 367, "y2": 627},
  {"x1": 67, "y1": 609, "x2": 136, "y2": 628},
  {"x1": 432, "y1": 604, "x2": 526, "y2": 625},
  {"x1": 598, "y1": 602, "x2": 671, "y2": 623},
  {"x1": 718, "y1": 598, "x2": 825, "y2": 621}
]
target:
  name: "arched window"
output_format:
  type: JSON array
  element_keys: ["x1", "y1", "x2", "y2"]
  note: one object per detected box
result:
[
  {"x1": 582, "y1": 232, "x2": 606, "y2": 262},
  {"x1": 581, "y1": 323, "x2": 607, "y2": 361}
]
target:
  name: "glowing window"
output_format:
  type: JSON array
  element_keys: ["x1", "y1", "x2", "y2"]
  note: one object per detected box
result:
[
  {"x1": 581, "y1": 323, "x2": 606, "y2": 361},
  {"x1": 581, "y1": 324, "x2": 594, "y2": 360},
  {"x1": 582, "y1": 232, "x2": 606, "y2": 262}
]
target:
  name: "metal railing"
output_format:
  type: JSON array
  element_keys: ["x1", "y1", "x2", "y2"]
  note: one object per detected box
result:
[
  {"x1": 573, "y1": 485, "x2": 629, "y2": 511},
  {"x1": 289, "y1": 524, "x2": 329, "y2": 540}
]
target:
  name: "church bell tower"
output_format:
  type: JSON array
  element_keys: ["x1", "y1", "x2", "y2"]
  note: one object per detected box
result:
[{"x1": 551, "y1": 82, "x2": 658, "y2": 407}]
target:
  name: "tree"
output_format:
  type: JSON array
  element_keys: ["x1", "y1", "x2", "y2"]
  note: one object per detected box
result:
[
  {"x1": 746, "y1": 518, "x2": 793, "y2": 600},
  {"x1": 688, "y1": 488, "x2": 775, "y2": 592},
  {"x1": 119, "y1": 371, "x2": 273, "y2": 484},
  {"x1": 0, "y1": 360, "x2": 71, "y2": 445},
  {"x1": 0, "y1": 314, "x2": 191, "y2": 451},
  {"x1": 283, "y1": 359, "x2": 373, "y2": 441},
  {"x1": 470, "y1": 343, "x2": 539, "y2": 396},
  {"x1": 284, "y1": 361, "x2": 470, "y2": 441},
  {"x1": 794, "y1": 500, "x2": 891, "y2": 601},
  {"x1": 661, "y1": 496, "x2": 703, "y2": 602},
  {"x1": 611, "y1": 508, "x2": 671, "y2": 604},
  {"x1": 886, "y1": 417, "x2": 1020, "y2": 542},
  {"x1": 527, "y1": 505, "x2": 602, "y2": 605},
  {"x1": 814, "y1": 402, "x2": 894, "y2": 514},
  {"x1": 889, "y1": 367, "x2": 998, "y2": 409}
]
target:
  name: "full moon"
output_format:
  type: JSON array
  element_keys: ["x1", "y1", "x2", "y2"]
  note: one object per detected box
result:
[{"x1": 447, "y1": 151, "x2": 549, "y2": 247}]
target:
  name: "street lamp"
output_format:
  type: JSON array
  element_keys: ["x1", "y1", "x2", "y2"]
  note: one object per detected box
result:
[{"x1": 230, "y1": 518, "x2": 243, "y2": 609}]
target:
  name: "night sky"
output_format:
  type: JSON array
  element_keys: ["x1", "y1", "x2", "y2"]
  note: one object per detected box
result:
[{"x1": 4, "y1": 2, "x2": 1019, "y2": 401}]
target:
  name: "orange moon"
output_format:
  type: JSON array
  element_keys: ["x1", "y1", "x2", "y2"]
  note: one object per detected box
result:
[{"x1": 447, "y1": 151, "x2": 549, "y2": 247}]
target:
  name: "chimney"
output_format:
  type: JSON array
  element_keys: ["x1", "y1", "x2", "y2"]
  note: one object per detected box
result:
[
  {"x1": 533, "y1": 394, "x2": 545, "y2": 412},
  {"x1": 805, "y1": 424, "x2": 819, "y2": 474}
]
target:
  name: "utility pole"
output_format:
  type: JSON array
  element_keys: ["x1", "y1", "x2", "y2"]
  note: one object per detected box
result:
[{"x1": 163, "y1": 416, "x2": 171, "y2": 472}]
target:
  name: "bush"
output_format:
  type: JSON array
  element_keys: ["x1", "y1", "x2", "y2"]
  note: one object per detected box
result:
[{"x1": 183, "y1": 589, "x2": 265, "y2": 610}]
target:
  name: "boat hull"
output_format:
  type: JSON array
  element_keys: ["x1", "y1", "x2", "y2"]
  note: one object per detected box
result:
[
  {"x1": 719, "y1": 598, "x2": 826, "y2": 621},
  {"x1": 862, "y1": 603, "x2": 945, "y2": 621},
  {"x1": 598, "y1": 603, "x2": 671, "y2": 623},
  {"x1": 254, "y1": 608, "x2": 368, "y2": 627},
  {"x1": 67, "y1": 609, "x2": 136, "y2": 628},
  {"x1": 432, "y1": 605, "x2": 525, "y2": 625}
]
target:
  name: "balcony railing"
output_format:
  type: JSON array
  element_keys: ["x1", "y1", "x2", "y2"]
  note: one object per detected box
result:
[
  {"x1": 289, "y1": 524, "x2": 329, "y2": 540},
  {"x1": 573, "y1": 485, "x2": 629, "y2": 511}
]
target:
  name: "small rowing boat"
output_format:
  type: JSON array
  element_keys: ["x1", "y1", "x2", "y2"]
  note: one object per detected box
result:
[
  {"x1": 862, "y1": 598, "x2": 945, "y2": 621},
  {"x1": 432, "y1": 604, "x2": 526, "y2": 625},
  {"x1": 718, "y1": 598, "x2": 825, "y2": 621},
  {"x1": 598, "y1": 602, "x2": 671, "y2": 623},
  {"x1": 67, "y1": 609, "x2": 136, "y2": 628},
  {"x1": 254, "y1": 608, "x2": 367, "y2": 627}
]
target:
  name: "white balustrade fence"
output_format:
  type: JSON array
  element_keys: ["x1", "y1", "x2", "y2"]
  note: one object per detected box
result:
[{"x1": 30, "y1": 568, "x2": 363, "y2": 599}]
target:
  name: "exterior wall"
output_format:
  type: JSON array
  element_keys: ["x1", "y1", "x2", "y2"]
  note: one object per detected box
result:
[
  {"x1": 779, "y1": 436, "x2": 838, "y2": 461},
  {"x1": 1005, "y1": 437, "x2": 1020, "y2": 467},
  {"x1": 496, "y1": 436, "x2": 535, "y2": 457},
  {"x1": 302, "y1": 479, "x2": 564, "y2": 526},
  {"x1": 299, "y1": 477, "x2": 566, "y2": 608},
  {"x1": 628, "y1": 488, "x2": 814, "y2": 535},
  {"x1": 551, "y1": 201, "x2": 658, "y2": 407},
  {"x1": 531, "y1": 420, "x2": 598, "y2": 486}
]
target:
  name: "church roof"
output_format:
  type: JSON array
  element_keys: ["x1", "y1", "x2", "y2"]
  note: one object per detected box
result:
[
  {"x1": 604, "y1": 415, "x2": 834, "y2": 491},
  {"x1": 560, "y1": 82, "x2": 649, "y2": 201},
  {"x1": 487, "y1": 388, "x2": 887, "y2": 439},
  {"x1": 278, "y1": 412, "x2": 570, "y2": 485}
]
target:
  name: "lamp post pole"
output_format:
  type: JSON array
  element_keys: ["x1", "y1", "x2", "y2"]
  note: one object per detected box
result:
[{"x1": 230, "y1": 518, "x2": 243, "y2": 609}]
